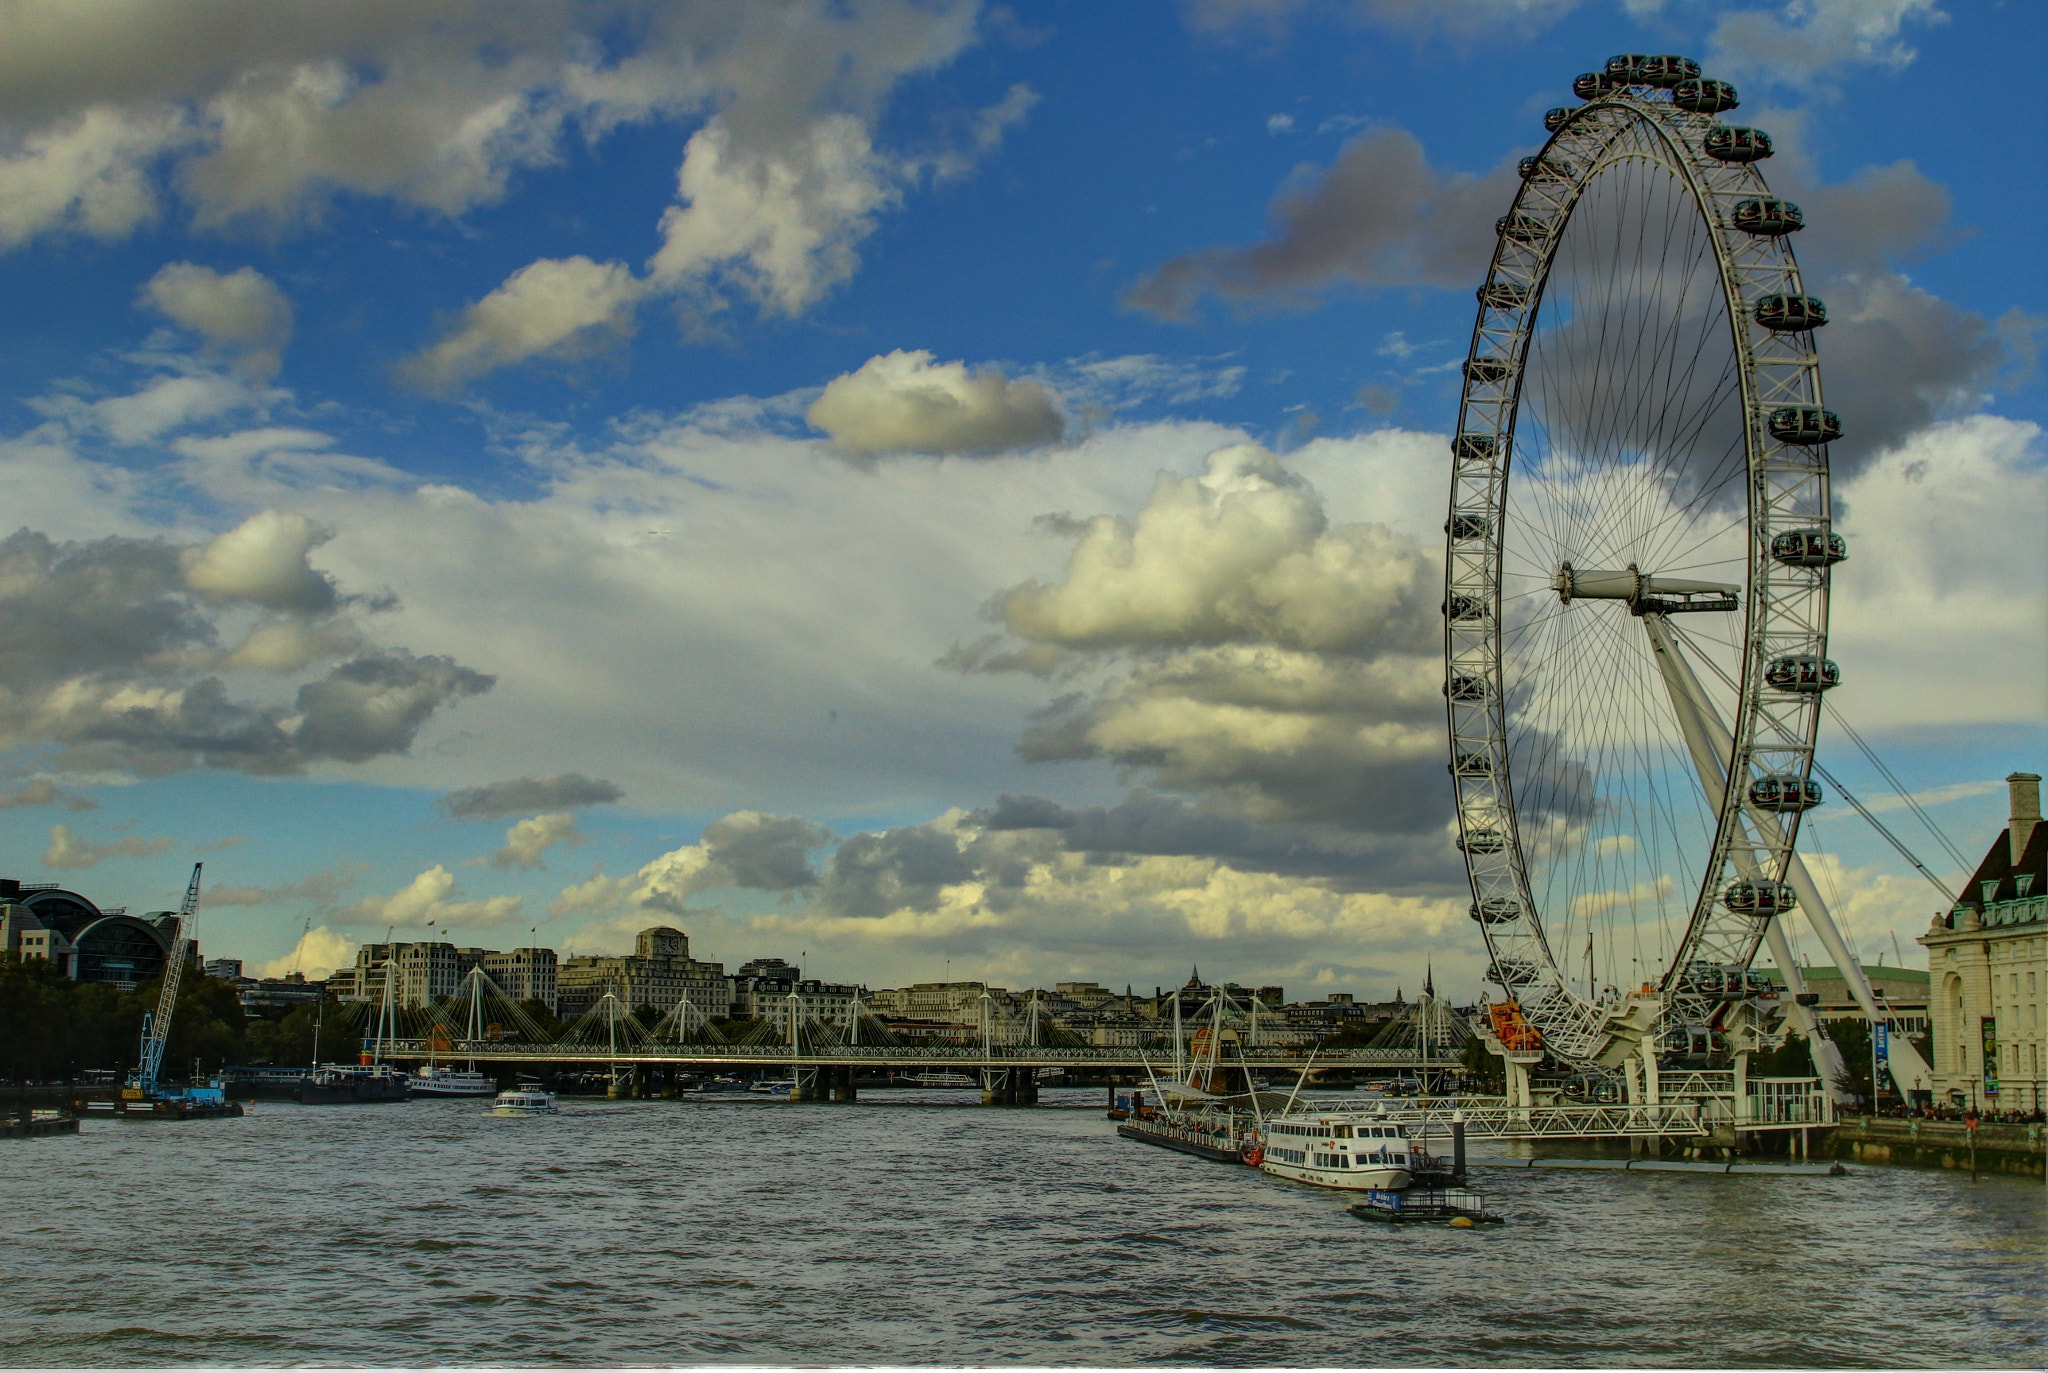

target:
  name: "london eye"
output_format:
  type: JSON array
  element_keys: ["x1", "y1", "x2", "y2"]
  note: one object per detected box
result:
[{"x1": 1443, "y1": 54, "x2": 1914, "y2": 1084}]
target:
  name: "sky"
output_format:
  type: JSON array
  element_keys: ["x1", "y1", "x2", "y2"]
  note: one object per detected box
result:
[{"x1": 1, "y1": 0, "x2": 2041, "y2": 1004}]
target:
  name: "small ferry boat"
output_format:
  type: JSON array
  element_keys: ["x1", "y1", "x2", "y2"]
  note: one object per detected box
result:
[
  {"x1": 905, "y1": 1071, "x2": 975, "y2": 1087},
  {"x1": 1259, "y1": 1112, "x2": 1416, "y2": 1191},
  {"x1": 490, "y1": 1088, "x2": 557, "y2": 1115},
  {"x1": 410, "y1": 1066, "x2": 495, "y2": 1097}
]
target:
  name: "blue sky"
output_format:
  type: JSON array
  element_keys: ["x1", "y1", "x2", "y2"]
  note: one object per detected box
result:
[{"x1": 1, "y1": 0, "x2": 2040, "y2": 1001}]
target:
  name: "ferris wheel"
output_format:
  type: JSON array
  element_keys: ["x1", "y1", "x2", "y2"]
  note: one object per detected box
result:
[{"x1": 1444, "y1": 55, "x2": 1867, "y2": 1072}]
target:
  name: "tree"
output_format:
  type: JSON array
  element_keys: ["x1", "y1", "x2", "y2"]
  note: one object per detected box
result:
[{"x1": 1460, "y1": 1033, "x2": 1503, "y2": 1092}]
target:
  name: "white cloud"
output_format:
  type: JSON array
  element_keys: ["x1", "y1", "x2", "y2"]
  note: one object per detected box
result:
[
  {"x1": 402, "y1": 256, "x2": 642, "y2": 393},
  {"x1": 1711, "y1": 0, "x2": 1948, "y2": 84},
  {"x1": 250, "y1": 924, "x2": 354, "y2": 980},
  {"x1": 485, "y1": 812, "x2": 586, "y2": 870},
  {"x1": 0, "y1": 105, "x2": 186, "y2": 249},
  {"x1": 341, "y1": 864, "x2": 523, "y2": 931},
  {"x1": 807, "y1": 350, "x2": 1066, "y2": 459},
  {"x1": 140, "y1": 263, "x2": 295, "y2": 382},
  {"x1": 42, "y1": 823, "x2": 172, "y2": 870},
  {"x1": 179, "y1": 509, "x2": 338, "y2": 613}
]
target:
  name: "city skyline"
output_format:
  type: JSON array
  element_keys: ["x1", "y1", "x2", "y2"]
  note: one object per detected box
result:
[{"x1": 1, "y1": 1, "x2": 2042, "y2": 1004}]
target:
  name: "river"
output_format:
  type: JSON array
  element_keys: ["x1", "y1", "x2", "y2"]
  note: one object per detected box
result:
[{"x1": 5, "y1": 1090, "x2": 2042, "y2": 1367}]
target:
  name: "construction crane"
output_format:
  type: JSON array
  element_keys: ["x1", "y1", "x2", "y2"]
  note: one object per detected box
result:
[{"x1": 131, "y1": 863, "x2": 202, "y2": 1099}]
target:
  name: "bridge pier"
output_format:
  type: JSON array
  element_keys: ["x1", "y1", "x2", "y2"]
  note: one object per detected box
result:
[
  {"x1": 791, "y1": 1063, "x2": 824, "y2": 1102},
  {"x1": 980, "y1": 1067, "x2": 1036, "y2": 1105},
  {"x1": 830, "y1": 1066, "x2": 859, "y2": 1103}
]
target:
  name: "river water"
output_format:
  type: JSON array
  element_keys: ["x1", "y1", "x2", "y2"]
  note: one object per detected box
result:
[{"x1": 6, "y1": 1090, "x2": 2043, "y2": 1367}]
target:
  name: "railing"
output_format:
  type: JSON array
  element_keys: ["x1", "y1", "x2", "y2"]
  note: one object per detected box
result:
[
  {"x1": 364, "y1": 1038, "x2": 1453, "y2": 1068},
  {"x1": 1320, "y1": 1101, "x2": 1706, "y2": 1138}
]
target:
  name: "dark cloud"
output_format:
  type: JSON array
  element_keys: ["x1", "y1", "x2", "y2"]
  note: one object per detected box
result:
[
  {"x1": 698, "y1": 811, "x2": 833, "y2": 892},
  {"x1": 819, "y1": 824, "x2": 980, "y2": 920},
  {"x1": 0, "y1": 525, "x2": 492, "y2": 776},
  {"x1": 1125, "y1": 127, "x2": 1515, "y2": 319},
  {"x1": 441, "y1": 772, "x2": 625, "y2": 819}
]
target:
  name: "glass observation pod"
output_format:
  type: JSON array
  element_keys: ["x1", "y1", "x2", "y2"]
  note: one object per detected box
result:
[
  {"x1": 1518, "y1": 154, "x2": 1572, "y2": 181},
  {"x1": 1755, "y1": 293, "x2": 1828, "y2": 331},
  {"x1": 1444, "y1": 594, "x2": 1488, "y2": 623},
  {"x1": 1488, "y1": 957, "x2": 1541, "y2": 986},
  {"x1": 1723, "y1": 880, "x2": 1799, "y2": 918},
  {"x1": 1771, "y1": 527, "x2": 1848, "y2": 567},
  {"x1": 1749, "y1": 773, "x2": 1825, "y2": 812},
  {"x1": 1463, "y1": 356, "x2": 1511, "y2": 384},
  {"x1": 1496, "y1": 213, "x2": 1548, "y2": 243},
  {"x1": 1573, "y1": 71, "x2": 1622, "y2": 101},
  {"x1": 1451, "y1": 751, "x2": 1493, "y2": 776},
  {"x1": 1604, "y1": 53, "x2": 1653, "y2": 82},
  {"x1": 1543, "y1": 106, "x2": 1574, "y2": 133},
  {"x1": 1768, "y1": 406, "x2": 1844, "y2": 446},
  {"x1": 1470, "y1": 897, "x2": 1522, "y2": 925},
  {"x1": 1766, "y1": 654, "x2": 1841, "y2": 693},
  {"x1": 1477, "y1": 282, "x2": 1529, "y2": 310},
  {"x1": 1673, "y1": 77, "x2": 1739, "y2": 113},
  {"x1": 1447, "y1": 512, "x2": 1491, "y2": 540},
  {"x1": 1444, "y1": 673, "x2": 1489, "y2": 702},
  {"x1": 1705, "y1": 125, "x2": 1774, "y2": 162},
  {"x1": 1458, "y1": 828, "x2": 1508, "y2": 854},
  {"x1": 1637, "y1": 54, "x2": 1702, "y2": 87},
  {"x1": 1733, "y1": 198, "x2": 1804, "y2": 235},
  {"x1": 1453, "y1": 433, "x2": 1500, "y2": 461}
]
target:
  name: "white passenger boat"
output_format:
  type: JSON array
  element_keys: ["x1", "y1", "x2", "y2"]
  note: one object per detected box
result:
[
  {"x1": 489, "y1": 1088, "x2": 557, "y2": 1116},
  {"x1": 411, "y1": 1066, "x2": 496, "y2": 1097},
  {"x1": 1258, "y1": 1111, "x2": 1415, "y2": 1191},
  {"x1": 905, "y1": 1071, "x2": 975, "y2": 1087}
]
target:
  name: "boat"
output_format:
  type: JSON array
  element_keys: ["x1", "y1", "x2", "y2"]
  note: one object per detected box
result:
[
  {"x1": 490, "y1": 1088, "x2": 557, "y2": 1115},
  {"x1": 298, "y1": 1064, "x2": 410, "y2": 1104},
  {"x1": 410, "y1": 1065, "x2": 496, "y2": 1097},
  {"x1": 1258, "y1": 1110, "x2": 1416, "y2": 1191},
  {"x1": 748, "y1": 1079, "x2": 794, "y2": 1095},
  {"x1": 905, "y1": 1071, "x2": 975, "y2": 1087}
]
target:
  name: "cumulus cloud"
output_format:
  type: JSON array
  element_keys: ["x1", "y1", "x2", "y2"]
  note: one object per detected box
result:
[
  {"x1": 554, "y1": 810, "x2": 834, "y2": 927},
  {"x1": 440, "y1": 773, "x2": 624, "y2": 819},
  {"x1": 1125, "y1": 127, "x2": 1517, "y2": 319},
  {"x1": 0, "y1": 105, "x2": 185, "y2": 249},
  {"x1": 807, "y1": 349, "x2": 1066, "y2": 459},
  {"x1": 0, "y1": 778, "x2": 94, "y2": 811},
  {"x1": 250, "y1": 923, "x2": 353, "y2": 980},
  {"x1": 340, "y1": 865, "x2": 523, "y2": 931},
  {"x1": 140, "y1": 262, "x2": 295, "y2": 381},
  {"x1": 42, "y1": 823, "x2": 173, "y2": 870},
  {"x1": 1178, "y1": 0, "x2": 1582, "y2": 39},
  {"x1": 0, "y1": 516, "x2": 491, "y2": 776},
  {"x1": 401, "y1": 256, "x2": 642, "y2": 393},
  {"x1": 485, "y1": 812, "x2": 586, "y2": 870}
]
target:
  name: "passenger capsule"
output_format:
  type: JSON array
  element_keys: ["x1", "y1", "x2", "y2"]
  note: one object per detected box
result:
[
  {"x1": 1673, "y1": 77, "x2": 1739, "y2": 113},
  {"x1": 1749, "y1": 773, "x2": 1824, "y2": 812},
  {"x1": 1463, "y1": 356, "x2": 1510, "y2": 384},
  {"x1": 1444, "y1": 593, "x2": 1488, "y2": 623},
  {"x1": 1446, "y1": 512, "x2": 1491, "y2": 540},
  {"x1": 1477, "y1": 282, "x2": 1529, "y2": 310},
  {"x1": 1733, "y1": 198, "x2": 1803, "y2": 236},
  {"x1": 1487, "y1": 957, "x2": 1540, "y2": 986},
  {"x1": 1453, "y1": 433, "x2": 1500, "y2": 461},
  {"x1": 1458, "y1": 828, "x2": 1507, "y2": 855},
  {"x1": 1543, "y1": 106, "x2": 1573, "y2": 133},
  {"x1": 1723, "y1": 879, "x2": 1798, "y2": 918},
  {"x1": 1496, "y1": 213, "x2": 1547, "y2": 243},
  {"x1": 1770, "y1": 527, "x2": 1847, "y2": 567},
  {"x1": 1767, "y1": 406, "x2": 1843, "y2": 446},
  {"x1": 1444, "y1": 673, "x2": 1489, "y2": 703},
  {"x1": 1572, "y1": 72, "x2": 1616, "y2": 102},
  {"x1": 1755, "y1": 294, "x2": 1827, "y2": 331},
  {"x1": 1765, "y1": 654, "x2": 1840, "y2": 693},
  {"x1": 1518, "y1": 154, "x2": 1572, "y2": 181},
  {"x1": 1604, "y1": 53, "x2": 1651, "y2": 83},
  {"x1": 1638, "y1": 54, "x2": 1701, "y2": 88},
  {"x1": 1704, "y1": 125, "x2": 1773, "y2": 162},
  {"x1": 1452, "y1": 751, "x2": 1493, "y2": 777},
  {"x1": 1470, "y1": 896, "x2": 1522, "y2": 925}
]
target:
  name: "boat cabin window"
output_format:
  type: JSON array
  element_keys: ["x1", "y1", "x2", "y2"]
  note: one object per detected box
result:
[{"x1": 1334, "y1": 1125, "x2": 1351, "y2": 1138}]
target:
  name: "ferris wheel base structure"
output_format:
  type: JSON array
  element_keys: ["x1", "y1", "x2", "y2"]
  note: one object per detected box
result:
[{"x1": 1443, "y1": 53, "x2": 1931, "y2": 1105}]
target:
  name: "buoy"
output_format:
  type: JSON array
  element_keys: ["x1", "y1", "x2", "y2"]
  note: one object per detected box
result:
[{"x1": 1449, "y1": 1216, "x2": 1475, "y2": 1228}]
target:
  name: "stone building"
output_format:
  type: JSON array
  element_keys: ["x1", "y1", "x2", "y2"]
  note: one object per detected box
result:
[
  {"x1": 328, "y1": 941, "x2": 558, "y2": 1011},
  {"x1": 1919, "y1": 772, "x2": 2047, "y2": 1111},
  {"x1": 474, "y1": 947, "x2": 557, "y2": 1011},
  {"x1": 727, "y1": 971, "x2": 864, "y2": 1029},
  {"x1": 555, "y1": 926, "x2": 729, "y2": 1020}
]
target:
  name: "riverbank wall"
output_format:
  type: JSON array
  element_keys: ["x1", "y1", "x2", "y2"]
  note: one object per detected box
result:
[{"x1": 1818, "y1": 1117, "x2": 2044, "y2": 1178}]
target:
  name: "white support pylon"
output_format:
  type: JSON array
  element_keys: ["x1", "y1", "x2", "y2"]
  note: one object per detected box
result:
[{"x1": 1643, "y1": 615, "x2": 1931, "y2": 1099}]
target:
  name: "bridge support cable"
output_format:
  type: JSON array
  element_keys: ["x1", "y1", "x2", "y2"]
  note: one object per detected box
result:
[
  {"x1": 1804, "y1": 757, "x2": 1960, "y2": 904},
  {"x1": 1820, "y1": 698, "x2": 1972, "y2": 871}
]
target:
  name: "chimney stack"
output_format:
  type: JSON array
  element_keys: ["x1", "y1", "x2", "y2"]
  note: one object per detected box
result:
[{"x1": 2009, "y1": 772, "x2": 2042, "y2": 866}]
